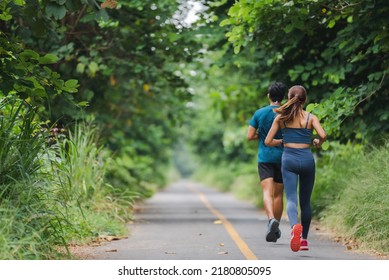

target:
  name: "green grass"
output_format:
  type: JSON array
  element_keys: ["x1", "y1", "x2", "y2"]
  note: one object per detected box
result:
[
  {"x1": 39, "y1": 122, "x2": 136, "y2": 253},
  {"x1": 322, "y1": 143, "x2": 389, "y2": 255},
  {"x1": 0, "y1": 102, "x2": 137, "y2": 259},
  {"x1": 311, "y1": 142, "x2": 365, "y2": 217},
  {"x1": 0, "y1": 178, "x2": 69, "y2": 259},
  {"x1": 47, "y1": 123, "x2": 108, "y2": 203}
]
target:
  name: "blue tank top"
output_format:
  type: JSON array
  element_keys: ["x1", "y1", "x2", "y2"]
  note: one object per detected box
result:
[{"x1": 282, "y1": 113, "x2": 312, "y2": 144}]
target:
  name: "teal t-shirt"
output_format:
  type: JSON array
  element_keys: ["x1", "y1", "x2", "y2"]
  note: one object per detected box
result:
[{"x1": 249, "y1": 105, "x2": 283, "y2": 163}]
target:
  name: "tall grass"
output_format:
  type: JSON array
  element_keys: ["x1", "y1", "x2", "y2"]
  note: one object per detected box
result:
[
  {"x1": 322, "y1": 143, "x2": 389, "y2": 255},
  {"x1": 0, "y1": 98, "x2": 42, "y2": 185},
  {"x1": 311, "y1": 142, "x2": 365, "y2": 217},
  {"x1": 47, "y1": 123, "x2": 107, "y2": 203},
  {"x1": 41, "y1": 122, "x2": 135, "y2": 245},
  {"x1": 0, "y1": 98, "x2": 137, "y2": 259},
  {"x1": 0, "y1": 97, "x2": 67, "y2": 259},
  {"x1": 1, "y1": 180, "x2": 50, "y2": 259}
]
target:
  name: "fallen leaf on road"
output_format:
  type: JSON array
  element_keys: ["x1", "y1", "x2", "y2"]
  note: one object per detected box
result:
[
  {"x1": 164, "y1": 251, "x2": 177, "y2": 255},
  {"x1": 219, "y1": 243, "x2": 225, "y2": 246},
  {"x1": 213, "y1": 220, "x2": 223, "y2": 224},
  {"x1": 217, "y1": 251, "x2": 228, "y2": 255},
  {"x1": 105, "y1": 249, "x2": 117, "y2": 252},
  {"x1": 99, "y1": 235, "x2": 128, "y2": 242}
]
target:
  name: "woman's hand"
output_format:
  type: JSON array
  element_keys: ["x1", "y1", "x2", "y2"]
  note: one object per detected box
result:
[{"x1": 313, "y1": 138, "x2": 321, "y2": 148}]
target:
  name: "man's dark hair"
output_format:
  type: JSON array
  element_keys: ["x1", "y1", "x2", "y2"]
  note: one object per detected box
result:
[{"x1": 268, "y1": 82, "x2": 287, "y2": 103}]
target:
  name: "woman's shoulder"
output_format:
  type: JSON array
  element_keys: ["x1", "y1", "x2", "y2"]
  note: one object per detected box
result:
[
  {"x1": 305, "y1": 111, "x2": 320, "y2": 126},
  {"x1": 304, "y1": 110, "x2": 316, "y2": 118}
]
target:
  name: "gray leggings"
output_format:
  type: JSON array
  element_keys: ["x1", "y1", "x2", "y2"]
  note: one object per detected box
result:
[{"x1": 282, "y1": 147, "x2": 315, "y2": 239}]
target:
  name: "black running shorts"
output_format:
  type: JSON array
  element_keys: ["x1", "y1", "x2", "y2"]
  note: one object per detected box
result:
[{"x1": 258, "y1": 162, "x2": 283, "y2": 183}]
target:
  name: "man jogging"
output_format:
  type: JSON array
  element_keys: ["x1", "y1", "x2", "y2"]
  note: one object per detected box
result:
[{"x1": 247, "y1": 82, "x2": 287, "y2": 242}]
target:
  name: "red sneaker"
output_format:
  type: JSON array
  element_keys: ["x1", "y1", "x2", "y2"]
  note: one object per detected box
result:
[
  {"x1": 300, "y1": 239, "x2": 309, "y2": 251},
  {"x1": 290, "y1": 224, "x2": 302, "y2": 252}
]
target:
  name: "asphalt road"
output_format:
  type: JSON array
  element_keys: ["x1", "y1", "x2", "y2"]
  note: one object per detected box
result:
[{"x1": 80, "y1": 180, "x2": 378, "y2": 260}]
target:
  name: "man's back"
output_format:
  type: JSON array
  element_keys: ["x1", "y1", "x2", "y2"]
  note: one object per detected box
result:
[{"x1": 249, "y1": 105, "x2": 283, "y2": 163}]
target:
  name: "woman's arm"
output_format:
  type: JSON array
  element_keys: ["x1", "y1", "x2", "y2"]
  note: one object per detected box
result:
[
  {"x1": 311, "y1": 114, "x2": 326, "y2": 148},
  {"x1": 264, "y1": 116, "x2": 283, "y2": 146}
]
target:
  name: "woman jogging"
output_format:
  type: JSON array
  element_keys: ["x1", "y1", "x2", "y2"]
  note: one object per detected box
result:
[{"x1": 264, "y1": 85, "x2": 326, "y2": 252}]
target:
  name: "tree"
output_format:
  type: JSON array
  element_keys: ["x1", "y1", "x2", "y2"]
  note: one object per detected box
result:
[{"x1": 1, "y1": 0, "x2": 206, "y2": 186}]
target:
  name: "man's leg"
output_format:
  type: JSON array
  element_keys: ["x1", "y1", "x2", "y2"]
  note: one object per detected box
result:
[
  {"x1": 273, "y1": 182, "x2": 284, "y2": 222},
  {"x1": 258, "y1": 163, "x2": 280, "y2": 242},
  {"x1": 261, "y1": 178, "x2": 275, "y2": 219},
  {"x1": 261, "y1": 178, "x2": 280, "y2": 242}
]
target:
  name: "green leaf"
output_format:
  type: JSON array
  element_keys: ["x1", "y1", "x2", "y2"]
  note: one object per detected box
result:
[
  {"x1": 1, "y1": 15, "x2": 13, "y2": 22},
  {"x1": 64, "y1": 79, "x2": 79, "y2": 88},
  {"x1": 13, "y1": 0, "x2": 26, "y2": 5},
  {"x1": 302, "y1": 72, "x2": 310, "y2": 81},
  {"x1": 77, "y1": 101, "x2": 89, "y2": 107},
  {"x1": 306, "y1": 103, "x2": 318, "y2": 113},
  {"x1": 34, "y1": 88, "x2": 48, "y2": 97},
  {"x1": 38, "y1": 54, "x2": 59, "y2": 64},
  {"x1": 76, "y1": 63, "x2": 85, "y2": 73},
  {"x1": 169, "y1": 33, "x2": 180, "y2": 43},
  {"x1": 228, "y1": 4, "x2": 240, "y2": 17},
  {"x1": 284, "y1": 24, "x2": 294, "y2": 33},
  {"x1": 327, "y1": 20, "x2": 336, "y2": 28},
  {"x1": 220, "y1": 19, "x2": 230, "y2": 27},
  {"x1": 88, "y1": 61, "x2": 99, "y2": 76},
  {"x1": 62, "y1": 79, "x2": 79, "y2": 93},
  {"x1": 321, "y1": 141, "x2": 330, "y2": 150},
  {"x1": 20, "y1": 49, "x2": 39, "y2": 60},
  {"x1": 45, "y1": 3, "x2": 67, "y2": 20},
  {"x1": 209, "y1": 0, "x2": 228, "y2": 8}
]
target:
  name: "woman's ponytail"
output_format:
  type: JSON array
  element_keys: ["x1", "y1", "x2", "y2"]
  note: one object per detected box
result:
[{"x1": 274, "y1": 85, "x2": 307, "y2": 123}]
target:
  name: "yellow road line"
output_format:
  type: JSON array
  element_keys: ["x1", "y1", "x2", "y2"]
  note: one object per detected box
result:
[{"x1": 194, "y1": 189, "x2": 258, "y2": 260}]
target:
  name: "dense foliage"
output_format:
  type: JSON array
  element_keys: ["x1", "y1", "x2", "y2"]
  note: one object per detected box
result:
[
  {"x1": 1, "y1": 0, "x2": 204, "y2": 188},
  {"x1": 0, "y1": 0, "x2": 388, "y2": 258},
  {"x1": 0, "y1": 0, "x2": 202, "y2": 258}
]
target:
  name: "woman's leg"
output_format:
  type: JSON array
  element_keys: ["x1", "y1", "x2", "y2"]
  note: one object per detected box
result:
[
  {"x1": 299, "y1": 158, "x2": 315, "y2": 239},
  {"x1": 282, "y1": 157, "x2": 299, "y2": 228}
]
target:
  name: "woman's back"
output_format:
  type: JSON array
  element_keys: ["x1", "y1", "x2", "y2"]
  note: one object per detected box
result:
[
  {"x1": 281, "y1": 112, "x2": 312, "y2": 147},
  {"x1": 282, "y1": 111, "x2": 312, "y2": 129}
]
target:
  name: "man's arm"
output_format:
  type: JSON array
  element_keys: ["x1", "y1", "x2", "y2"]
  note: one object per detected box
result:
[{"x1": 247, "y1": 125, "x2": 259, "y2": 141}]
